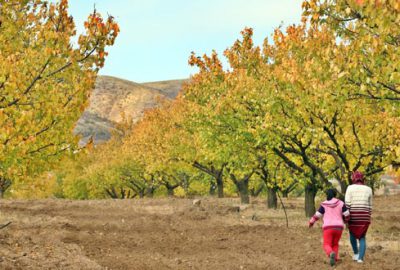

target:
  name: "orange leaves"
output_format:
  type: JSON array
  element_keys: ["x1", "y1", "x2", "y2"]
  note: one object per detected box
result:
[
  {"x1": 188, "y1": 51, "x2": 206, "y2": 70},
  {"x1": 79, "y1": 11, "x2": 119, "y2": 69},
  {"x1": 240, "y1": 27, "x2": 255, "y2": 50},
  {"x1": 188, "y1": 50, "x2": 225, "y2": 87},
  {"x1": 111, "y1": 23, "x2": 120, "y2": 36},
  {"x1": 59, "y1": 0, "x2": 69, "y2": 9},
  {"x1": 223, "y1": 27, "x2": 264, "y2": 77},
  {"x1": 84, "y1": 11, "x2": 119, "y2": 39},
  {"x1": 98, "y1": 51, "x2": 108, "y2": 59}
]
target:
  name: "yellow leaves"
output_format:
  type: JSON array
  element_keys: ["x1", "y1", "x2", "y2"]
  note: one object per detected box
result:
[
  {"x1": 394, "y1": 1, "x2": 400, "y2": 10},
  {"x1": 0, "y1": 0, "x2": 118, "y2": 191},
  {"x1": 302, "y1": 1, "x2": 311, "y2": 9},
  {"x1": 312, "y1": 13, "x2": 320, "y2": 21},
  {"x1": 360, "y1": 83, "x2": 367, "y2": 92},
  {"x1": 371, "y1": 36, "x2": 380, "y2": 49},
  {"x1": 309, "y1": 0, "x2": 318, "y2": 9},
  {"x1": 338, "y1": 71, "x2": 347, "y2": 78}
]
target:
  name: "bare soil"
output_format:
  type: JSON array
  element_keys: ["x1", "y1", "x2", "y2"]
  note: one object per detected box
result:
[{"x1": 0, "y1": 195, "x2": 399, "y2": 270}]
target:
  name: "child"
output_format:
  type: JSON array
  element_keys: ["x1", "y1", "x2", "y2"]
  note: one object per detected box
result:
[{"x1": 309, "y1": 189, "x2": 350, "y2": 266}]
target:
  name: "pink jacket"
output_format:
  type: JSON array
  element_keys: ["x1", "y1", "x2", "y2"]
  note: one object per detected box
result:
[{"x1": 309, "y1": 198, "x2": 350, "y2": 230}]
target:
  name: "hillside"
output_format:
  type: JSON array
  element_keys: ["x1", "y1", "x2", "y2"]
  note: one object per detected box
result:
[
  {"x1": 142, "y1": 79, "x2": 186, "y2": 99},
  {"x1": 74, "y1": 76, "x2": 187, "y2": 144}
]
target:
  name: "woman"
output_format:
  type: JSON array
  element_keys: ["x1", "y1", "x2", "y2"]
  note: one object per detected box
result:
[{"x1": 345, "y1": 171, "x2": 373, "y2": 263}]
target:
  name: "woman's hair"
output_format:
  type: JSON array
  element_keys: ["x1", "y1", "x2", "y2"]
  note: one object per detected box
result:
[{"x1": 326, "y1": 188, "x2": 337, "y2": 200}]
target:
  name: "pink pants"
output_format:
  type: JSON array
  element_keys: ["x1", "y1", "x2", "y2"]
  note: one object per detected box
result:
[{"x1": 322, "y1": 229, "x2": 343, "y2": 260}]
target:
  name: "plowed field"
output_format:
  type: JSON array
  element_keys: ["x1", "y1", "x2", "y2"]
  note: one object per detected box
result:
[{"x1": 0, "y1": 195, "x2": 399, "y2": 269}]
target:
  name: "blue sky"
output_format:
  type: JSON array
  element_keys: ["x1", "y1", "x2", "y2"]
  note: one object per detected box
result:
[{"x1": 67, "y1": 0, "x2": 304, "y2": 83}]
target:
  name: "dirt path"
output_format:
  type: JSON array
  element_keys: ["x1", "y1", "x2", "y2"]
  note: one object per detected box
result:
[{"x1": 0, "y1": 196, "x2": 399, "y2": 269}]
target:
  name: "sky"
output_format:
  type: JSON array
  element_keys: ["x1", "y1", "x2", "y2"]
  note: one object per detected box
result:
[{"x1": 66, "y1": 0, "x2": 304, "y2": 83}]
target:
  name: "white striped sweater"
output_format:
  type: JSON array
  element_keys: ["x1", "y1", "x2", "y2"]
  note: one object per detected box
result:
[{"x1": 345, "y1": 184, "x2": 372, "y2": 224}]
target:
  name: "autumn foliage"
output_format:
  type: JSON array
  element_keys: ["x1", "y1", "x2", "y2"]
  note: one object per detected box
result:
[
  {"x1": 11, "y1": 1, "x2": 400, "y2": 217},
  {"x1": 0, "y1": 0, "x2": 119, "y2": 197}
]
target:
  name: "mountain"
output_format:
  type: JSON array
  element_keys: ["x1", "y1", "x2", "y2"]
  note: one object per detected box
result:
[
  {"x1": 74, "y1": 76, "x2": 187, "y2": 144},
  {"x1": 142, "y1": 79, "x2": 185, "y2": 99}
]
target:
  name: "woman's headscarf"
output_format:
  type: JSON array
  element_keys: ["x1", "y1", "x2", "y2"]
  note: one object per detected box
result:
[{"x1": 351, "y1": 171, "x2": 364, "y2": 184}]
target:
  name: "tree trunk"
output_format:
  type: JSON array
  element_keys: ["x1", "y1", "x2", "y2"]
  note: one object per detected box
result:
[
  {"x1": 230, "y1": 173, "x2": 251, "y2": 204},
  {"x1": 236, "y1": 180, "x2": 250, "y2": 204},
  {"x1": 105, "y1": 187, "x2": 118, "y2": 199},
  {"x1": 164, "y1": 182, "x2": 179, "y2": 197},
  {"x1": 216, "y1": 175, "x2": 224, "y2": 198},
  {"x1": 138, "y1": 189, "x2": 145, "y2": 198},
  {"x1": 146, "y1": 187, "x2": 155, "y2": 198},
  {"x1": 305, "y1": 183, "x2": 317, "y2": 217},
  {"x1": 267, "y1": 187, "x2": 277, "y2": 209},
  {"x1": 338, "y1": 180, "x2": 347, "y2": 200},
  {"x1": 282, "y1": 190, "x2": 289, "y2": 198},
  {"x1": 230, "y1": 171, "x2": 254, "y2": 204},
  {"x1": 192, "y1": 162, "x2": 225, "y2": 198},
  {"x1": 0, "y1": 178, "x2": 11, "y2": 199},
  {"x1": 180, "y1": 174, "x2": 190, "y2": 194},
  {"x1": 167, "y1": 188, "x2": 174, "y2": 197}
]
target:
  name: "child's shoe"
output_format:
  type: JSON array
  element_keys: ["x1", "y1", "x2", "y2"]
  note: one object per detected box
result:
[
  {"x1": 353, "y1": 254, "x2": 359, "y2": 261},
  {"x1": 329, "y1": 252, "x2": 336, "y2": 266},
  {"x1": 357, "y1": 259, "x2": 364, "y2": 263}
]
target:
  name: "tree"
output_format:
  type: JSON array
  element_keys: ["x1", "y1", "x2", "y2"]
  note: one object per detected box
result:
[
  {"x1": 120, "y1": 97, "x2": 199, "y2": 197},
  {"x1": 185, "y1": 29, "x2": 276, "y2": 204},
  {"x1": 0, "y1": 0, "x2": 119, "y2": 196},
  {"x1": 265, "y1": 22, "x2": 400, "y2": 216},
  {"x1": 184, "y1": 51, "x2": 230, "y2": 198},
  {"x1": 302, "y1": 0, "x2": 400, "y2": 102}
]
